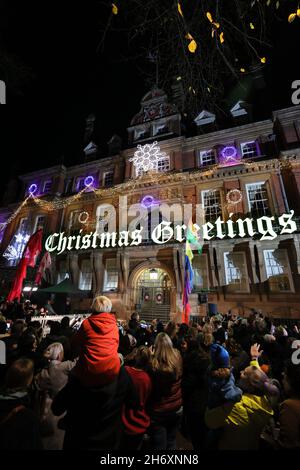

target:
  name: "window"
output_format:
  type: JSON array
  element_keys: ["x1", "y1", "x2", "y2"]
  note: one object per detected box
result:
[
  {"x1": 103, "y1": 171, "x2": 114, "y2": 187},
  {"x1": 224, "y1": 252, "x2": 249, "y2": 292},
  {"x1": 263, "y1": 249, "x2": 293, "y2": 292},
  {"x1": 246, "y1": 182, "x2": 270, "y2": 216},
  {"x1": 104, "y1": 259, "x2": 118, "y2": 291},
  {"x1": 76, "y1": 177, "x2": 85, "y2": 192},
  {"x1": 43, "y1": 180, "x2": 52, "y2": 193},
  {"x1": 79, "y1": 259, "x2": 92, "y2": 291},
  {"x1": 154, "y1": 124, "x2": 169, "y2": 136},
  {"x1": 201, "y1": 190, "x2": 222, "y2": 221},
  {"x1": 241, "y1": 141, "x2": 259, "y2": 158},
  {"x1": 136, "y1": 156, "x2": 170, "y2": 177},
  {"x1": 157, "y1": 156, "x2": 170, "y2": 173},
  {"x1": 57, "y1": 261, "x2": 69, "y2": 284},
  {"x1": 68, "y1": 210, "x2": 82, "y2": 231},
  {"x1": 199, "y1": 150, "x2": 216, "y2": 166},
  {"x1": 193, "y1": 254, "x2": 209, "y2": 289},
  {"x1": 33, "y1": 215, "x2": 46, "y2": 233},
  {"x1": 18, "y1": 217, "x2": 28, "y2": 234}
]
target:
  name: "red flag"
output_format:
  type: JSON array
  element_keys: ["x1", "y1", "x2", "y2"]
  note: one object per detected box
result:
[
  {"x1": 6, "y1": 259, "x2": 27, "y2": 302},
  {"x1": 35, "y1": 251, "x2": 51, "y2": 285},
  {"x1": 7, "y1": 229, "x2": 43, "y2": 302}
]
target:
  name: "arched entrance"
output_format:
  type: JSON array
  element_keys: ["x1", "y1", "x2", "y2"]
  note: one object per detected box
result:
[{"x1": 129, "y1": 264, "x2": 175, "y2": 323}]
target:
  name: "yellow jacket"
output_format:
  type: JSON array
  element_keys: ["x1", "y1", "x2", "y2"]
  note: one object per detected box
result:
[{"x1": 205, "y1": 360, "x2": 274, "y2": 450}]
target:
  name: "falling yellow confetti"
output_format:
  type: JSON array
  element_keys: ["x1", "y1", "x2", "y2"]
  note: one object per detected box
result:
[
  {"x1": 178, "y1": 3, "x2": 184, "y2": 17},
  {"x1": 297, "y1": 9, "x2": 300, "y2": 17},
  {"x1": 112, "y1": 3, "x2": 118, "y2": 15},
  {"x1": 266, "y1": 0, "x2": 271, "y2": 5},
  {"x1": 276, "y1": 1, "x2": 280, "y2": 9},
  {"x1": 219, "y1": 32, "x2": 225, "y2": 43},
  {"x1": 207, "y1": 87, "x2": 211, "y2": 93},
  {"x1": 250, "y1": 23, "x2": 255, "y2": 29},
  {"x1": 176, "y1": 76, "x2": 182, "y2": 81},
  {"x1": 206, "y1": 12, "x2": 213, "y2": 23},
  {"x1": 188, "y1": 39, "x2": 197, "y2": 53},
  {"x1": 260, "y1": 57, "x2": 267, "y2": 64},
  {"x1": 213, "y1": 22, "x2": 220, "y2": 29},
  {"x1": 240, "y1": 68, "x2": 246, "y2": 73}
]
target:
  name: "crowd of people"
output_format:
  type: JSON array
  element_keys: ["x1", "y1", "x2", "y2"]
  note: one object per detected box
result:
[{"x1": 0, "y1": 295, "x2": 300, "y2": 451}]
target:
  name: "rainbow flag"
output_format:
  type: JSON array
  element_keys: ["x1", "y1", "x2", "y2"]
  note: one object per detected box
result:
[
  {"x1": 186, "y1": 219, "x2": 203, "y2": 254},
  {"x1": 182, "y1": 240, "x2": 194, "y2": 324},
  {"x1": 182, "y1": 220, "x2": 203, "y2": 324}
]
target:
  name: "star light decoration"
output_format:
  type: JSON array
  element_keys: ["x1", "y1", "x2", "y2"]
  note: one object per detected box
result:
[{"x1": 129, "y1": 141, "x2": 168, "y2": 176}]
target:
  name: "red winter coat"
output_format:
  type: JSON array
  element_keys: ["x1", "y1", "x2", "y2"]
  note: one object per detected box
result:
[
  {"x1": 72, "y1": 312, "x2": 120, "y2": 387},
  {"x1": 122, "y1": 367, "x2": 152, "y2": 435}
]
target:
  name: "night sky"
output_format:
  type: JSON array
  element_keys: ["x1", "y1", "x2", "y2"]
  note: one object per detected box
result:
[{"x1": 0, "y1": 1, "x2": 299, "y2": 200}]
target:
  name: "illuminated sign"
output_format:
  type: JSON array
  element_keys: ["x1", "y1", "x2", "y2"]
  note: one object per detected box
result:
[{"x1": 44, "y1": 211, "x2": 297, "y2": 255}]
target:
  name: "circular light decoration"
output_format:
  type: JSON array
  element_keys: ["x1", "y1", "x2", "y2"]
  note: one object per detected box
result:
[
  {"x1": 226, "y1": 189, "x2": 243, "y2": 205},
  {"x1": 84, "y1": 175, "x2": 94, "y2": 187},
  {"x1": 141, "y1": 195, "x2": 157, "y2": 209},
  {"x1": 28, "y1": 183, "x2": 38, "y2": 195},
  {"x1": 156, "y1": 293, "x2": 163, "y2": 303},
  {"x1": 220, "y1": 146, "x2": 238, "y2": 165},
  {"x1": 78, "y1": 211, "x2": 90, "y2": 224}
]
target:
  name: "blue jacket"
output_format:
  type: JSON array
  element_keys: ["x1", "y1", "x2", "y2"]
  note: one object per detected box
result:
[{"x1": 208, "y1": 371, "x2": 242, "y2": 409}]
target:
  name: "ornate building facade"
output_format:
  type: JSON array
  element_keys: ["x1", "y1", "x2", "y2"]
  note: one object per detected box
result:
[{"x1": 1, "y1": 89, "x2": 300, "y2": 322}]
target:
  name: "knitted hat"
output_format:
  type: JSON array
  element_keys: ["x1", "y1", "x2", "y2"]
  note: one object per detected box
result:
[{"x1": 210, "y1": 343, "x2": 230, "y2": 369}]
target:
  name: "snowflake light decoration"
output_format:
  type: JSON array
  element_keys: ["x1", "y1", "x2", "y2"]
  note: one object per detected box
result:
[{"x1": 129, "y1": 141, "x2": 167, "y2": 175}]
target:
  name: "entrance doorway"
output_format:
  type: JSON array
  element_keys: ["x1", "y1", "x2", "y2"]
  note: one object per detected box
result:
[{"x1": 135, "y1": 268, "x2": 172, "y2": 323}]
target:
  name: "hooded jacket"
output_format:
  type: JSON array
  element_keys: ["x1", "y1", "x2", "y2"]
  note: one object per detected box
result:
[
  {"x1": 205, "y1": 359, "x2": 275, "y2": 450},
  {"x1": 71, "y1": 312, "x2": 120, "y2": 387}
]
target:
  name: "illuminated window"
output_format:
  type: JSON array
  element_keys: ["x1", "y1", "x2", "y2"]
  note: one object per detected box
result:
[
  {"x1": 43, "y1": 180, "x2": 52, "y2": 193},
  {"x1": 57, "y1": 260, "x2": 69, "y2": 284},
  {"x1": 103, "y1": 171, "x2": 114, "y2": 187},
  {"x1": 201, "y1": 190, "x2": 222, "y2": 221},
  {"x1": 33, "y1": 215, "x2": 46, "y2": 233},
  {"x1": 79, "y1": 259, "x2": 92, "y2": 291},
  {"x1": 224, "y1": 252, "x2": 249, "y2": 292},
  {"x1": 199, "y1": 150, "x2": 216, "y2": 166},
  {"x1": 263, "y1": 249, "x2": 293, "y2": 292},
  {"x1": 104, "y1": 259, "x2": 118, "y2": 291},
  {"x1": 246, "y1": 182, "x2": 269, "y2": 216},
  {"x1": 241, "y1": 141, "x2": 259, "y2": 158},
  {"x1": 76, "y1": 177, "x2": 85, "y2": 192},
  {"x1": 136, "y1": 156, "x2": 170, "y2": 177}
]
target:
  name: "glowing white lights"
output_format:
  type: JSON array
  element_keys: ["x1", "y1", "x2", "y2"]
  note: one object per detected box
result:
[{"x1": 129, "y1": 141, "x2": 168, "y2": 175}]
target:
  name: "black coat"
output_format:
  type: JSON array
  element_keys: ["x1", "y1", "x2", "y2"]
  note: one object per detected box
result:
[
  {"x1": 0, "y1": 392, "x2": 42, "y2": 450},
  {"x1": 52, "y1": 366, "x2": 139, "y2": 450}
]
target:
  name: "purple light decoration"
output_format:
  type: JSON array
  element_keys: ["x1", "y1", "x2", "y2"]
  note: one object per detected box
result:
[
  {"x1": 28, "y1": 183, "x2": 38, "y2": 194},
  {"x1": 84, "y1": 175, "x2": 94, "y2": 187},
  {"x1": 141, "y1": 195, "x2": 158, "y2": 209},
  {"x1": 219, "y1": 145, "x2": 240, "y2": 166}
]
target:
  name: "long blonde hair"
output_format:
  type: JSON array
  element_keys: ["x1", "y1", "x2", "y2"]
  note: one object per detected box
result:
[
  {"x1": 43, "y1": 342, "x2": 64, "y2": 362},
  {"x1": 152, "y1": 332, "x2": 182, "y2": 379}
]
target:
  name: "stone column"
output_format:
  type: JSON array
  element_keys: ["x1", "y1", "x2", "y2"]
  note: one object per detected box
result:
[
  {"x1": 68, "y1": 252, "x2": 79, "y2": 287},
  {"x1": 248, "y1": 241, "x2": 260, "y2": 284},
  {"x1": 208, "y1": 244, "x2": 218, "y2": 288},
  {"x1": 292, "y1": 233, "x2": 300, "y2": 275},
  {"x1": 92, "y1": 251, "x2": 105, "y2": 294}
]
